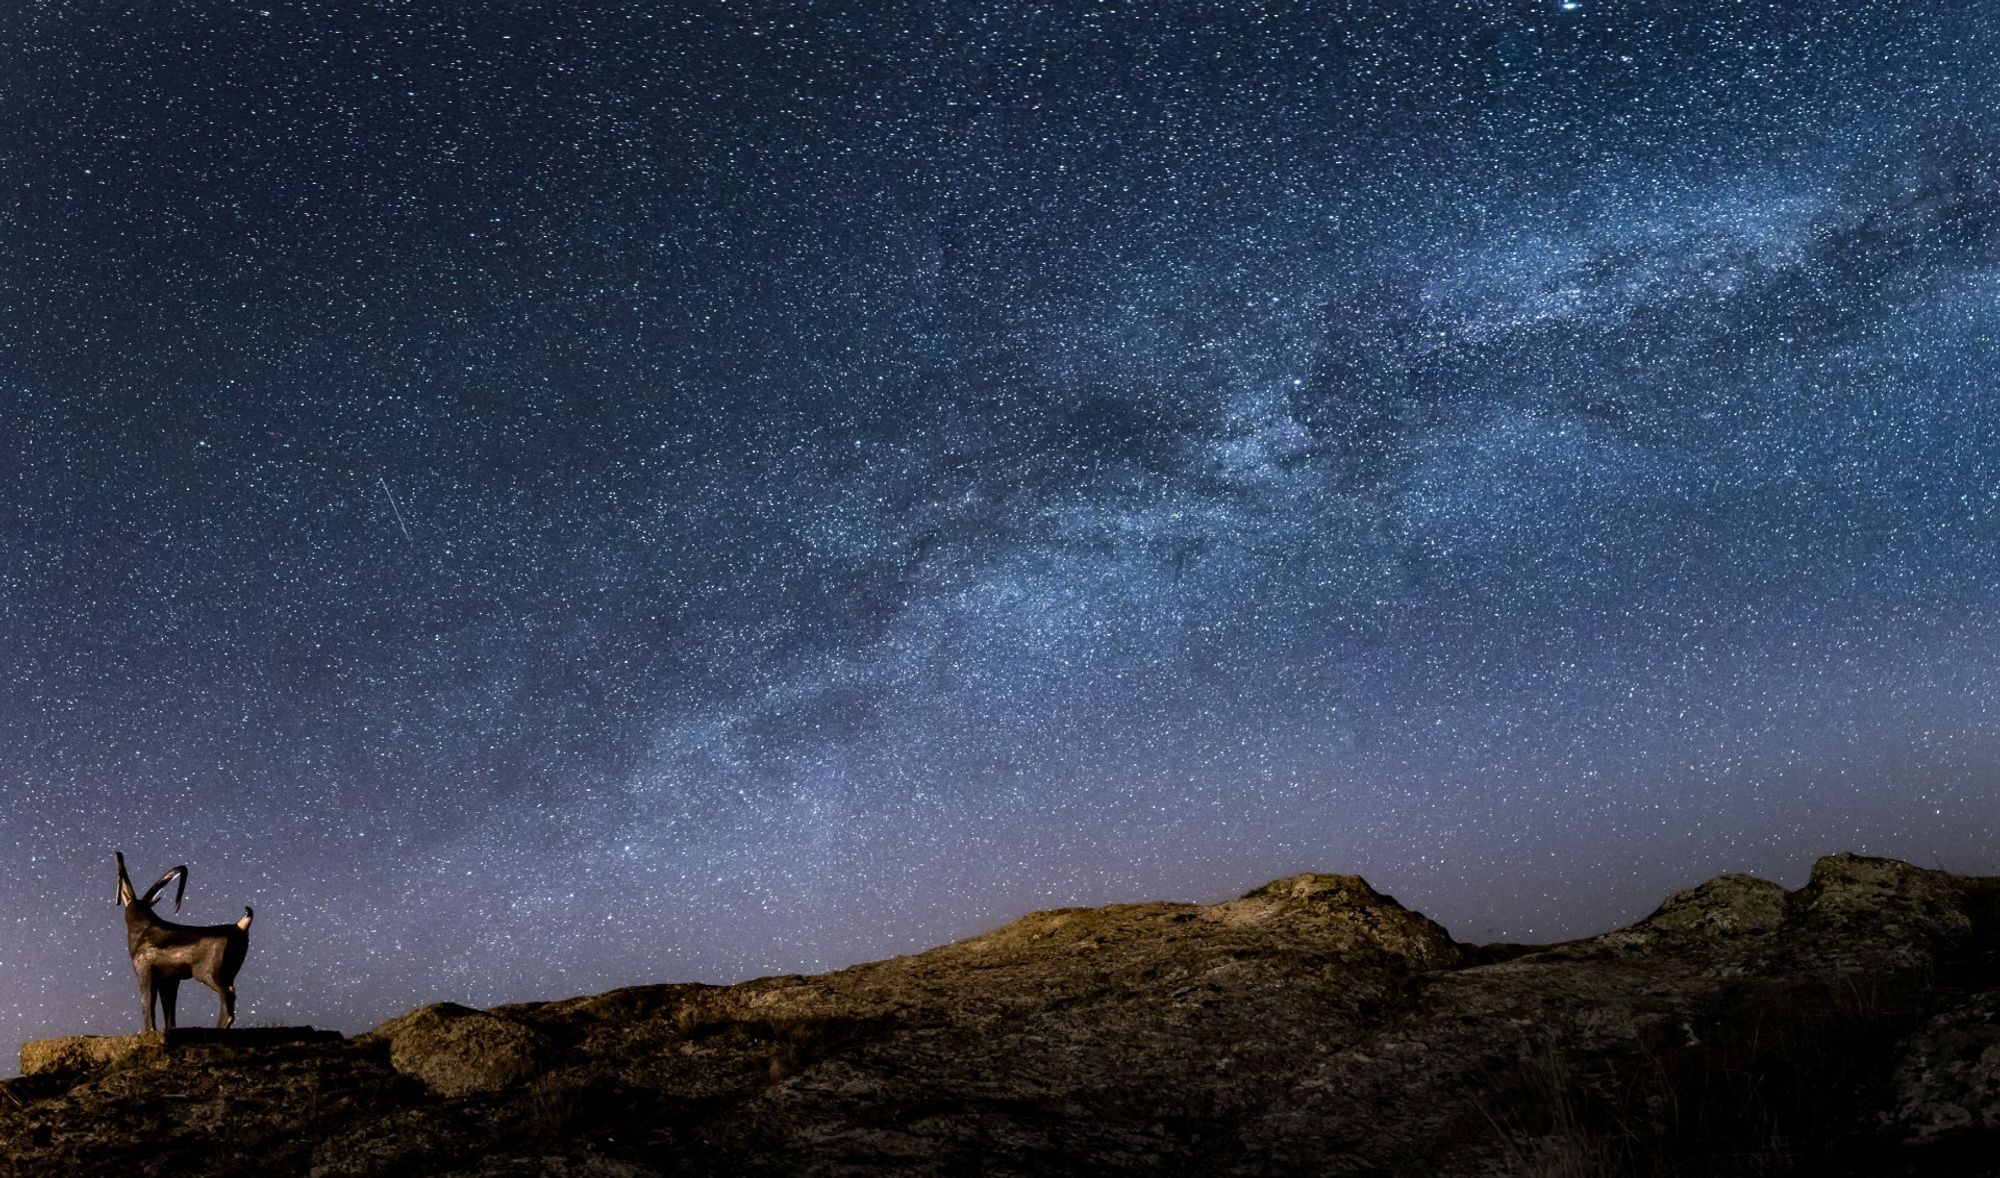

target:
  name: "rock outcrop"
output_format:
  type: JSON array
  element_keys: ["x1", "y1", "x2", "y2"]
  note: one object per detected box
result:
[
  {"x1": 3, "y1": 853, "x2": 1997, "y2": 1176},
  {"x1": 363, "y1": 1003, "x2": 557, "y2": 1098}
]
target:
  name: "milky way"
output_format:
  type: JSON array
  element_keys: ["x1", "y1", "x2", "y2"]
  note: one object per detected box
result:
[{"x1": 4, "y1": 1, "x2": 1999, "y2": 1064}]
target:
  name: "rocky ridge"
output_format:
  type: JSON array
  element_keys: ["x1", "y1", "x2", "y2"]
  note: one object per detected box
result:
[{"x1": 3, "y1": 854, "x2": 1998, "y2": 1176}]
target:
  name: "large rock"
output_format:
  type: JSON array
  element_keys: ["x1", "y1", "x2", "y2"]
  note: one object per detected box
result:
[
  {"x1": 1789, "y1": 852, "x2": 1973, "y2": 965},
  {"x1": 364, "y1": 1003, "x2": 555, "y2": 1097},
  {"x1": 19, "y1": 1026, "x2": 343, "y2": 1080},
  {"x1": 19, "y1": 1033, "x2": 164, "y2": 1079},
  {"x1": 1220, "y1": 872, "x2": 1463, "y2": 969},
  {"x1": 1881, "y1": 986, "x2": 2000, "y2": 1146},
  {"x1": 1636, "y1": 872, "x2": 1788, "y2": 943}
]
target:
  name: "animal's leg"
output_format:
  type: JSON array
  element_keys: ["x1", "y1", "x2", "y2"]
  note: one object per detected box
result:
[
  {"x1": 158, "y1": 977, "x2": 180, "y2": 1030},
  {"x1": 219, "y1": 984, "x2": 236, "y2": 1028},
  {"x1": 137, "y1": 972, "x2": 156, "y2": 1032}
]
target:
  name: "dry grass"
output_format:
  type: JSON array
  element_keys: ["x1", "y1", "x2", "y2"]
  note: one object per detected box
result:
[
  {"x1": 1475, "y1": 974, "x2": 1940, "y2": 1176},
  {"x1": 521, "y1": 1070, "x2": 588, "y2": 1137}
]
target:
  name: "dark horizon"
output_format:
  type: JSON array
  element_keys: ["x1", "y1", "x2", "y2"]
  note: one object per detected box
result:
[{"x1": 4, "y1": 0, "x2": 1998, "y2": 1070}]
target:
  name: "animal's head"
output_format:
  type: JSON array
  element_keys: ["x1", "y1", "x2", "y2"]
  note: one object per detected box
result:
[{"x1": 115, "y1": 852, "x2": 187, "y2": 912}]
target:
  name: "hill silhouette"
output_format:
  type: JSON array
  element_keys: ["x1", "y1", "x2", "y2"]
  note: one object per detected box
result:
[{"x1": 3, "y1": 853, "x2": 1997, "y2": 1175}]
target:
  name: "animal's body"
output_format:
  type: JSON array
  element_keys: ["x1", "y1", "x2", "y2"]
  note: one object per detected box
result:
[{"x1": 115, "y1": 852, "x2": 253, "y2": 1030}]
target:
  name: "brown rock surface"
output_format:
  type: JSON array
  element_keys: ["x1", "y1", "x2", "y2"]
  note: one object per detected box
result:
[
  {"x1": 18, "y1": 1032, "x2": 168, "y2": 1081},
  {"x1": 3, "y1": 854, "x2": 1997, "y2": 1176},
  {"x1": 364, "y1": 1003, "x2": 556, "y2": 1097},
  {"x1": 1880, "y1": 986, "x2": 2000, "y2": 1147}
]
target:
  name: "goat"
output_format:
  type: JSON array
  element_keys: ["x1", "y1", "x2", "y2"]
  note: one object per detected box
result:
[{"x1": 114, "y1": 852, "x2": 253, "y2": 1031}]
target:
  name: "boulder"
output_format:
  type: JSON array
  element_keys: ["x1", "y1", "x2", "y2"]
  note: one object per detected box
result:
[
  {"x1": 19, "y1": 1026, "x2": 343, "y2": 1080},
  {"x1": 1222, "y1": 872, "x2": 1462, "y2": 969},
  {"x1": 1586, "y1": 872, "x2": 1788, "y2": 959},
  {"x1": 1787, "y1": 853, "x2": 1973, "y2": 969},
  {"x1": 364, "y1": 1003, "x2": 554, "y2": 1097},
  {"x1": 19, "y1": 1032, "x2": 164, "y2": 1079},
  {"x1": 1641, "y1": 873, "x2": 1788, "y2": 940},
  {"x1": 1881, "y1": 986, "x2": 2000, "y2": 1147}
]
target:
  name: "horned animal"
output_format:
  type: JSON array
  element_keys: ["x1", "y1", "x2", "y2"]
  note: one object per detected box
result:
[{"x1": 114, "y1": 852, "x2": 253, "y2": 1031}]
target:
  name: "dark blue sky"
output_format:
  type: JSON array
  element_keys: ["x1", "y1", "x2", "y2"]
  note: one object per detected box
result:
[{"x1": 4, "y1": 0, "x2": 1998, "y2": 1066}]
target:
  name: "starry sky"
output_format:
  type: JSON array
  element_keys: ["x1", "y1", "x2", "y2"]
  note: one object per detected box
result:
[{"x1": 4, "y1": 0, "x2": 2000, "y2": 1066}]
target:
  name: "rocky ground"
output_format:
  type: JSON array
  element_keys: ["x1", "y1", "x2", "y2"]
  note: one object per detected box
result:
[{"x1": 4, "y1": 853, "x2": 1998, "y2": 1176}]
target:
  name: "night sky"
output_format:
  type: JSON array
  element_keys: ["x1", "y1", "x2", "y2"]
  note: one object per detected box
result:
[{"x1": 5, "y1": 0, "x2": 1999, "y2": 1065}]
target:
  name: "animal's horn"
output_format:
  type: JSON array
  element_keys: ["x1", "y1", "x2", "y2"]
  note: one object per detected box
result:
[{"x1": 141, "y1": 866, "x2": 188, "y2": 912}]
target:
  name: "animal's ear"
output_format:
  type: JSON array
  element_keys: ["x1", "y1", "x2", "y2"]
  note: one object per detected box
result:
[{"x1": 116, "y1": 852, "x2": 134, "y2": 906}]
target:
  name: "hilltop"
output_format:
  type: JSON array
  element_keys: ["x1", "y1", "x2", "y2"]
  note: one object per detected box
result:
[{"x1": 4, "y1": 854, "x2": 1998, "y2": 1175}]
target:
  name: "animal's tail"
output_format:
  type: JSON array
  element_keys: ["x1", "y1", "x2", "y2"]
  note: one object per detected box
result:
[{"x1": 236, "y1": 906, "x2": 254, "y2": 931}]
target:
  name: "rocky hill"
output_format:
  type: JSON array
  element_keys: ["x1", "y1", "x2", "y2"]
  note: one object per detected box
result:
[{"x1": 4, "y1": 854, "x2": 1998, "y2": 1176}]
